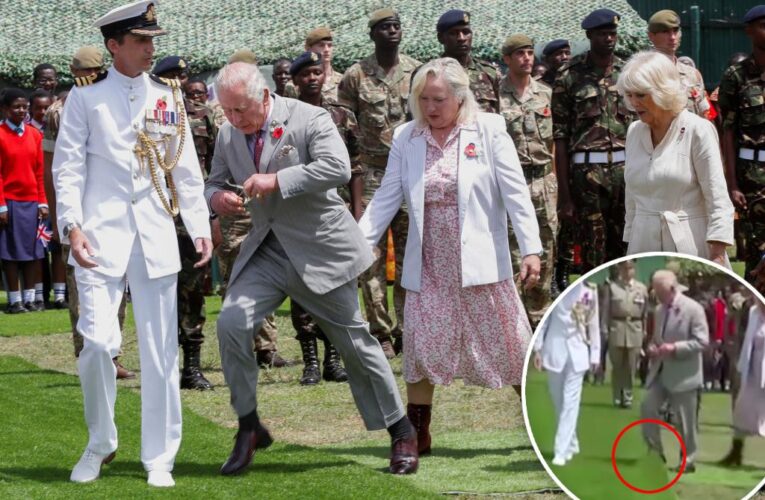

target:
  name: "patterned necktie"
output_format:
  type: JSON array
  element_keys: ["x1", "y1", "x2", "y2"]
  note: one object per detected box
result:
[{"x1": 253, "y1": 130, "x2": 265, "y2": 173}]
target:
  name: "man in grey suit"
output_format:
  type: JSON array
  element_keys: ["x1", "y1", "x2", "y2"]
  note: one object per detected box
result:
[
  {"x1": 641, "y1": 270, "x2": 709, "y2": 473},
  {"x1": 205, "y1": 62, "x2": 418, "y2": 476}
]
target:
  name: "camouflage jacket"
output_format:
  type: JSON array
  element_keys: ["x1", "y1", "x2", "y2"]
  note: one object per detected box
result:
[
  {"x1": 42, "y1": 98, "x2": 64, "y2": 153},
  {"x1": 337, "y1": 53, "x2": 420, "y2": 161},
  {"x1": 498, "y1": 76, "x2": 553, "y2": 168},
  {"x1": 677, "y1": 59, "x2": 709, "y2": 116},
  {"x1": 719, "y1": 55, "x2": 765, "y2": 148},
  {"x1": 464, "y1": 56, "x2": 501, "y2": 113},
  {"x1": 552, "y1": 51, "x2": 635, "y2": 152},
  {"x1": 321, "y1": 98, "x2": 362, "y2": 176},
  {"x1": 185, "y1": 99, "x2": 218, "y2": 178}
]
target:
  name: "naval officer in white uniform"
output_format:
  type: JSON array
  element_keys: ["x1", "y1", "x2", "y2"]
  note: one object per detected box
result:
[
  {"x1": 533, "y1": 281, "x2": 601, "y2": 466},
  {"x1": 52, "y1": 0, "x2": 212, "y2": 487}
]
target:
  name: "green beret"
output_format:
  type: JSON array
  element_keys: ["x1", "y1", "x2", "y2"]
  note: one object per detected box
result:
[
  {"x1": 306, "y1": 27, "x2": 332, "y2": 47},
  {"x1": 502, "y1": 34, "x2": 534, "y2": 56},
  {"x1": 71, "y1": 46, "x2": 104, "y2": 70},
  {"x1": 228, "y1": 49, "x2": 257, "y2": 65},
  {"x1": 368, "y1": 8, "x2": 398, "y2": 29},
  {"x1": 649, "y1": 9, "x2": 681, "y2": 33}
]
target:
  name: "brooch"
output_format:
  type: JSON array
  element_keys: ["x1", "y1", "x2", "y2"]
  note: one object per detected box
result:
[{"x1": 464, "y1": 142, "x2": 480, "y2": 158}]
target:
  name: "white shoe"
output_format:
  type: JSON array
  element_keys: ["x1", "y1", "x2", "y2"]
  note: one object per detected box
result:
[
  {"x1": 147, "y1": 471, "x2": 175, "y2": 487},
  {"x1": 552, "y1": 455, "x2": 567, "y2": 466},
  {"x1": 70, "y1": 448, "x2": 116, "y2": 483}
]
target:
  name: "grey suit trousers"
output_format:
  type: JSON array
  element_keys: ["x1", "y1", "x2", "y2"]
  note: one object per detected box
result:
[
  {"x1": 217, "y1": 233, "x2": 405, "y2": 430},
  {"x1": 641, "y1": 379, "x2": 698, "y2": 464}
]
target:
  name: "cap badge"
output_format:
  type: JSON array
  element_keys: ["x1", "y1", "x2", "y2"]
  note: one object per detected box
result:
[{"x1": 145, "y1": 4, "x2": 156, "y2": 22}]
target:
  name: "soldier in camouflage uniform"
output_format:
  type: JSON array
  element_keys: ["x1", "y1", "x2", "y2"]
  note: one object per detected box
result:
[
  {"x1": 337, "y1": 8, "x2": 420, "y2": 358},
  {"x1": 553, "y1": 8, "x2": 634, "y2": 272},
  {"x1": 600, "y1": 260, "x2": 647, "y2": 408},
  {"x1": 155, "y1": 56, "x2": 215, "y2": 389},
  {"x1": 283, "y1": 27, "x2": 345, "y2": 103},
  {"x1": 647, "y1": 10, "x2": 710, "y2": 117},
  {"x1": 498, "y1": 34, "x2": 557, "y2": 329},
  {"x1": 718, "y1": 8, "x2": 765, "y2": 290},
  {"x1": 42, "y1": 46, "x2": 134, "y2": 379},
  {"x1": 541, "y1": 39, "x2": 571, "y2": 87},
  {"x1": 720, "y1": 7, "x2": 765, "y2": 288}
]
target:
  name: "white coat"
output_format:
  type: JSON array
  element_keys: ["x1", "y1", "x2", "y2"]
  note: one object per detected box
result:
[
  {"x1": 534, "y1": 282, "x2": 601, "y2": 374},
  {"x1": 623, "y1": 110, "x2": 734, "y2": 263},
  {"x1": 53, "y1": 66, "x2": 210, "y2": 279},
  {"x1": 357, "y1": 112, "x2": 542, "y2": 292},
  {"x1": 738, "y1": 305, "x2": 765, "y2": 389}
]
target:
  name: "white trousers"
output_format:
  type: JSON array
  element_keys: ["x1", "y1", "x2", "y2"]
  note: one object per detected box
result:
[
  {"x1": 75, "y1": 237, "x2": 181, "y2": 472},
  {"x1": 547, "y1": 359, "x2": 585, "y2": 459}
]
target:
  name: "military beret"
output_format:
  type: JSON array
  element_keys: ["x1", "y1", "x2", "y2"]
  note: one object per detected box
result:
[
  {"x1": 152, "y1": 55, "x2": 188, "y2": 77},
  {"x1": 581, "y1": 8, "x2": 621, "y2": 30},
  {"x1": 368, "y1": 8, "x2": 399, "y2": 29},
  {"x1": 436, "y1": 9, "x2": 470, "y2": 33},
  {"x1": 543, "y1": 39, "x2": 570, "y2": 57},
  {"x1": 290, "y1": 51, "x2": 322, "y2": 76},
  {"x1": 305, "y1": 27, "x2": 333, "y2": 47},
  {"x1": 649, "y1": 9, "x2": 681, "y2": 32},
  {"x1": 228, "y1": 49, "x2": 257, "y2": 65},
  {"x1": 502, "y1": 34, "x2": 533, "y2": 56},
  {"x1": 94, "y1": 0, "x2": 166, "y2": 38},
  {"x1": 744, "y1": 5, "x2": 765, "y2": 24},
  {"x1": 71, "y1": 46, "x2": 104, "y2": 70}
]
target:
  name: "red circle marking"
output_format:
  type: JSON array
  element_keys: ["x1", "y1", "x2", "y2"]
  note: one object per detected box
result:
[{"x1": 610, "y1": 418, "x2": 687, "y2": 494}]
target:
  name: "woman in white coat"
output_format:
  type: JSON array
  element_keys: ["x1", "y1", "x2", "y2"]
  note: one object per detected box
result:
[
  {"x1": 719, "y1": 299, "x2": 765, "y2": 466},
  {"x1": 617, "y1": 51, "x2": 734, "y2": 267},
  {"x1": 358, "y1": 58, "x2": 542, "y2": 455}
]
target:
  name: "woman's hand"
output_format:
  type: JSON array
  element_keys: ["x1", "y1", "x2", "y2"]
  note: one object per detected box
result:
[
  {"x1": 708, "y1": 241, "x2": 728, "y2": 266},
  {"x1": 0, "y1": 211, "x2": 7, "y2": 228},
  {"x1": 520, "y1": 254, "x2": 542, "y2": 290}
]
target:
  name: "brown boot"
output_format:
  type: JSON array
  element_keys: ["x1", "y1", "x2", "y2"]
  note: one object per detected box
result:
[
  {"x1": 113, "y1": 357, "x2": 135, "y2": 380},
  {"x1": 407, "y1": 403, "x2": 432, "y2": 455},
  {"x1": 718, "y1": 438, "x2": 744, "y2": 467}
]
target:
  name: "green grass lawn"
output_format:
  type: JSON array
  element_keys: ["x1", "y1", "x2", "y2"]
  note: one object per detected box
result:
[{"x1": 525, "y1": 369, "x2": 765, "y2": 499}]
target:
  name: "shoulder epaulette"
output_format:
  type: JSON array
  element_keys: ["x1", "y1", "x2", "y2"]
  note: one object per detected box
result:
[
  {"x1": 74, "y1": 70, "x2": 108, "y2": 87},
  {"x1": 149, "y1": 74, "x2": 182, "y2": 89}
]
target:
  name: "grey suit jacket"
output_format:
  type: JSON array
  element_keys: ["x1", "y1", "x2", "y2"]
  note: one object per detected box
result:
[
  {"x1": 204, "y1": 94, "x2": 374, "y2": 294},
  {"x1": 646, "y1": 293, "x2": 709, "y2": 393}
]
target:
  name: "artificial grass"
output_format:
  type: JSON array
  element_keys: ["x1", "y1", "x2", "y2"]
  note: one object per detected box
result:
[{"x1": 525, "y1": 369, "x2": 765, "y2": 499}]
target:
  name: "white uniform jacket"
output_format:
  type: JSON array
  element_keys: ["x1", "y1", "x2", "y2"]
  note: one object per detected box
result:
[
  {"x1": 53, "y1": 66, "x2": 210, "y2": 279},
  {"x1": 357, "y1": 112, "x2": 542, "y2": 292},
  {"x1": 535, "y1": 282, "x2": 601, "y2": 374}
]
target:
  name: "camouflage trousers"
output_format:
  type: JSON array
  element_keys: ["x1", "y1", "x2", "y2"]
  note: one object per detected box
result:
[
  {"x1": 360, "y1": 165, "x2": 406, "y2": 341},
  {"x1": 509, "y1": 167, "x2": 558, "y2": 329},
  {"x1": 735, "y1": 160, "x2": 765, "y2": 285},
  {"x1": 570, "y1": 161, "x2": 627, "y2": 272},
  {"x1": 176, "y1": 219, "x2": 208, "y2": 348},
  {"x1": 64, "y1": 245, "x2": 126, "y2": 358},
  {"x1": 217, "y1": 214, "x2": 278, "y2": 351}
]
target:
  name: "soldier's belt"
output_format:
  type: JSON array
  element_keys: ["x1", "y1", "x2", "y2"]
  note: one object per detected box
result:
[
  {"x1": 360, "y1": 153, "x2": 389, "y2": 169},
  {"x1": 738, "y1": 148, "x2": 765, "y2": 162},
  {"x1": 521, "y1": 162, "x2": 553, "y2": 179},
  {"x1": 572, "y1": 150, "x2": 625, "y2": 164}
]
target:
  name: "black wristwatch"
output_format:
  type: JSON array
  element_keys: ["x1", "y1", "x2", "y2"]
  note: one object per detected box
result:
[{"x1": 63, "y1": 222, "x2": 81, "y2": 238}]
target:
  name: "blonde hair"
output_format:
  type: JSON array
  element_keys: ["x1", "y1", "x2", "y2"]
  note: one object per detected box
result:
[
  {"x1": 409, "y1": 58, "x2": 479, "y2": 127},
  {"x1": 616, "y1": 51, "x2": 687, "y2": 114}
]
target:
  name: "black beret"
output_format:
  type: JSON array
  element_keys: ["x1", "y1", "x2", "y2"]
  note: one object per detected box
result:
[
  {"x1": 289, "y1": 51, "x2": 322, "y2": 76},
  {"x1": 744, "y1": 5, "x2": 765, "y2": 24},
  {"x1": 543, "y1": 39, "x2": 570, "y2": 57},
  {"x1": 581, "y1": 8, "x2": 621, "y2": 30},
  {"x1": 152, "y1": 56, "x2": 188, "y2": 77},
  {"x1": 436, "y1": 9, "x2": 470, "y2": 34}
]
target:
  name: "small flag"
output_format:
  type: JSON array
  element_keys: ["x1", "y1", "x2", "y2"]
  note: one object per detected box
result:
[{"x1": 37, "y1": 221, "x2": 52, "y2": 249}]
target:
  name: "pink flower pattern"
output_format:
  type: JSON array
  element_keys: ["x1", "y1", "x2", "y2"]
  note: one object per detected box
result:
[{"x1": 403, "y1": 125, "x2": 532, "y2": 388}]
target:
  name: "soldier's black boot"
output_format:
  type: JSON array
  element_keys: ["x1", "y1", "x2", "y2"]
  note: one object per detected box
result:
[
  {"x1": 299, "y1": 338, "x2": 321, "y2": 386},
  {"x1": 718, "y1": 438, "x2": 744, "y2": 467},
  {"x1": 322, "y1": 340, "x2": 348, "y2": 383},
  {"x1": 180, "y1": 344, "x2": 213, "y2": 390},
  {"x1": 550, "y1": 265, "x2": 561, "y2": 299},
  {"x1": 556, "y1": 260, "x2": 570, "y2": 291}
]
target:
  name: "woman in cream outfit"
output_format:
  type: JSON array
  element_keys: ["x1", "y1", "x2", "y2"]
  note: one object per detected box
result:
[{"x1": 618, "y1": 51, "x2": 734, "y2": 267}]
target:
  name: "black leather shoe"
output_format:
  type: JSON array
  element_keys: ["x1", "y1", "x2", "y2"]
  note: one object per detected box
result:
[
  {"x1": 24, "y1": 301, "x2": 41, "y2": 312},
  {"x1": 6, "y1": 302, "x2": 27, "y2": 314},
  {"x1": 53, "y1": 299, "x2": 69, "y2": 309},
  {"x1": 220, "y1": 425, "x2": 273, "y2": 475}
]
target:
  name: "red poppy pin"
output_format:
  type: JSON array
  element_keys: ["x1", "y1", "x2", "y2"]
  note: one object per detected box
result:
[
  {"x1": 542, "y1": 106, "x2": 551, "y2": 117},
  {"x1": 464, "y1": 142, "x2": 479, "y2": 158},
  {"x1": 690, "y1": 88, "x2": 699, "y2": 99},
  {"x1": 270, "y1": 120, "x2": 285, "y2": 139},
  {"x1": 156, "y1": 97, "x2": 167, "y2": 110}
]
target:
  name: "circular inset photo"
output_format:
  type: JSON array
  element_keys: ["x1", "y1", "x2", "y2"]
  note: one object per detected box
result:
[{"x1": 523, "y1": 253, "x2": 765, "y2": 499}]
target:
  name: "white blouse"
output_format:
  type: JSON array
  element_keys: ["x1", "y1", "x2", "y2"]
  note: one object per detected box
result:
[{"x1": 623, "y1": 110, "x2": 734, "y2": 263}]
